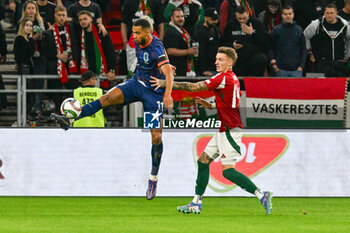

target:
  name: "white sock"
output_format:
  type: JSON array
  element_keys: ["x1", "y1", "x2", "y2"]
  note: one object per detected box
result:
[
  {"x1": 192, "y1": 195, "x2": 202, "y2": 204},
  {"x1": 149, "y1": 175, "x2": 158, "y2": 181},
  {"x1": 254, "y1": 188, "x2": 264, "y2": 200}
]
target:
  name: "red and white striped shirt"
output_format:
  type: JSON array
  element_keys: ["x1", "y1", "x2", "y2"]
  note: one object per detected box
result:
[{"x1": 204, "y1": 70, "x2": 243, "y2": 132}]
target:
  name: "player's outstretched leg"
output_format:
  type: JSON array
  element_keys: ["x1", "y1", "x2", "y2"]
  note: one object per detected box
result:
[
  {"x1": 50, "y1": 113, "x2": 70, "y2": 130},
  {"x1": 146, "y1": 129, "x2": 163, "y2": 200},
  {"x1": 177, "y1": 156, "x2": 210, "y2": 214},
  {"x1": 51, "y1": 99, "x2": 103, "y2": 130},
  {"x1": 222, "y1": 168, "x2": 273, "y2": 214}
]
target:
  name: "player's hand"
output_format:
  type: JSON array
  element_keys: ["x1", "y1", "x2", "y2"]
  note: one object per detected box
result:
[
  {"x1": 170, "y1": 64, "x2": 176, "y2": 76},
  {"x1": 163, "y1": 94, "x2": 173, "y2": 110},
  {"x1": 150, "y1": 76, "x2": 166, "y2": 90},
  {"x1": 195, "y1": 97, "x2": 214, "y2": 109}
]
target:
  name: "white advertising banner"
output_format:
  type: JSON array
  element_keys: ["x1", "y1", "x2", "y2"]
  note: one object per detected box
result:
[{"x1": 0, "y1": 129, "x2": 349, "y2": 197}]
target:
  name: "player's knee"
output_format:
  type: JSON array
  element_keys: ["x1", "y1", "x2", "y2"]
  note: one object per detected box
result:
[
  {"x1": 198, "y1": 152, "x2": 212, "y2": 164},
  {"x1": 151, "y1": 133, "x2": 162, "y2": 145},
  {"x1": 99, "y1": 94, "x2": 113, "y2": 107}
]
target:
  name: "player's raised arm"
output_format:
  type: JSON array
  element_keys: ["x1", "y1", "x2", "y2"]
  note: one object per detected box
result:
[{"x1": 150, "y1": 77, "x2": 208, "y2": 92}]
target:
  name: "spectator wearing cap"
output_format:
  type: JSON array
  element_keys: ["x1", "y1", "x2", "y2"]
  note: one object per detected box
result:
[
  {"x1": 223, "y1": 5, "x2": 269, "y2": 76},
  {"x1": 304, "y1": 3, "x2": 350, "y2": 77},
  {"x1": 269, "y1": 5, "x2": 306, "y2": 77},
  {"x1": 193, "y1": 7, "x2": 221, "y2": 76},
  {"x1": 258, "y1": 0, "x2": 282, "y2": 33},
  {"x1": 164, "y1": 7, "x2": 198, "y2": 76},
  {"x1": 338, "y1": 0, "x2": 350, "y2": 23},
  {"x1": 73, "y1": 70, "x2": 106, "y2": 127}
]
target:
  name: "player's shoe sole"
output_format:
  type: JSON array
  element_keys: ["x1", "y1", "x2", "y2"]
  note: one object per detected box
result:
[
  {"x1": 260, "y1": 191, "x2": 273, "y2": 215},
  {"x1": 50, "y1": 113, "x2": 70, "y2": 131},
  {"x1": 177, "y1": 202, "x2": 202, "y2": 214},
  {"x1": 146, "y1": 179, "x2": 157, "y2": 200}
]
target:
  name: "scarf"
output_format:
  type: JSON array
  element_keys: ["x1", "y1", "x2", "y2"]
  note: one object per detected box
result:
[
  {"x1": 169, "y1": 21, "x2": 195, "y2": 76},
  {"x1": 53, "y1": 23, "x2": 77, "y2": 84},
  {"x1": 267, "y1": 14, "x2": 281, "y2": 32},
  {"x1": 80, "y1": 24, "x2": 107, "y2": 75},
  {"x1": 236, "y1": 0, "x2": 255, "y2": 17},
  {"x1": 135, "y1": 0, "x2": 155, "y2": 24},
  {"x1": 169, "y1": 0, "x2": 202, "y2": 7}
]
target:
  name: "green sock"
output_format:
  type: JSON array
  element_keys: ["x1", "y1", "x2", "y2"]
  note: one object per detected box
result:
[
  {"x1": 223, "y1": 168, "x2": 257, "y2": 194},
  {"x1": 195, "y1": 161, "x2": 210, "y2": 195}
]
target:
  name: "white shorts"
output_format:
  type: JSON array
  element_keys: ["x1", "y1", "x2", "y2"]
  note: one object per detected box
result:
[{"x1": 204, "y1": 127, "x2": 243, "y2": 165}]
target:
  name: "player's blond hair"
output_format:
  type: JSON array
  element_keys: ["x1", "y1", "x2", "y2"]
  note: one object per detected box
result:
[{"x1": 217, "y1": 47, "x2": 238, "y2": 65}]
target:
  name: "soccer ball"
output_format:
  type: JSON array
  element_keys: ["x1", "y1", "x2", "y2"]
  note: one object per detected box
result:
[{"x1": 60, "y1": 98, "x2": 81, "y2": 119}]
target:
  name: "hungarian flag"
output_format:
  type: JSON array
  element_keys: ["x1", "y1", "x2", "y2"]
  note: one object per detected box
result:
[
  {"x1": 179, "y1": 102, "x2": 198, "y2": 119},
  {"x1": 244, "y1": 78, "x2": 348, "y2": 128}
]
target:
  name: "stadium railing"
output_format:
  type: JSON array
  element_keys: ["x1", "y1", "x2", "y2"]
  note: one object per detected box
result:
[
  {"x1": 0, "y1": 75, "x2": 22, "y2": 126},
  {"x1": 2, "y1": 75, "x2": 210, "y2": 127}
]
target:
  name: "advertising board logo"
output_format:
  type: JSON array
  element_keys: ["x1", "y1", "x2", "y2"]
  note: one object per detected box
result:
[
  {"x1": 143, "y1": 111, "x2": 162, "y2": 129},
  {"x1": 0, "y1": 159, "x2": 4, "y2": 179},
  {"x1": 193, "y1": 135, "x2": 289, "y2": 192}
]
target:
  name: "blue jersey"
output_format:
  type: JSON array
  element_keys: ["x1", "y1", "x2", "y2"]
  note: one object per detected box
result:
[{"x1": 133, "y1": 36, "x2": 169, "y2": 94}]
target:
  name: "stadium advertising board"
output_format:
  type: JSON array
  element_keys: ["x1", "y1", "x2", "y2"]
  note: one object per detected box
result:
[
  {"x1": 244, "y1": 78, "x2": 348, "y2": 128},
  {"x1": 0, "y1": 129, "x2": 349, "y2": 197},
  {"x1": 139, "y1": 90, "x2": 218, "y2": 127}
]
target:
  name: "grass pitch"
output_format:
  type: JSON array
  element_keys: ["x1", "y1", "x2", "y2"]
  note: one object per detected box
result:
[{"x1": 0, "y1": 197, "x2": 349, "y2": 233}]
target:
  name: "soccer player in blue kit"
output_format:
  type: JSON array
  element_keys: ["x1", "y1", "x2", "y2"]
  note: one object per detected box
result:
[{"x1": 51, "y1": 18, "x2": 174, "y2": 200}]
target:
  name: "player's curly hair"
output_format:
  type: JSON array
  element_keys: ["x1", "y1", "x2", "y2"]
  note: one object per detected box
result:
[
  {"x1": 134, "y1": 18, "x2": 151, "y2": 30},
  {"x1": 217, "y1": 47, "x2": 238, "y2": 65}
]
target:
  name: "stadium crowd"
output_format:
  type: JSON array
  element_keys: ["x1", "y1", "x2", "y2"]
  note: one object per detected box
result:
[{"x1": 1, "y1": 0, "x2": 350, "y2": 120}]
